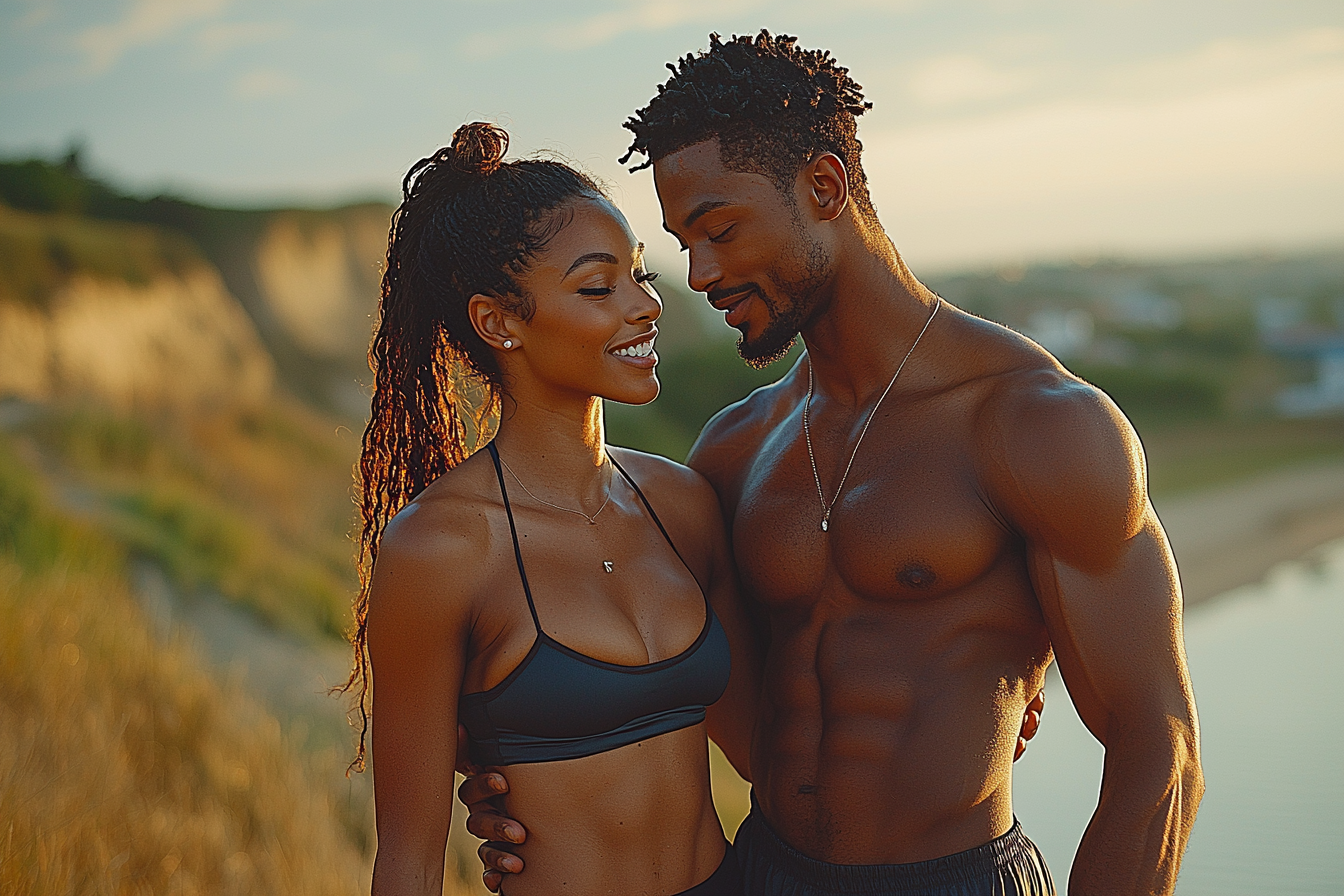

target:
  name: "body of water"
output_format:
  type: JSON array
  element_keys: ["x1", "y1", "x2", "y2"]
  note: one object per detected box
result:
[{"x1": 1013, "y1": 537, "x2": 1344, "y2": 894}]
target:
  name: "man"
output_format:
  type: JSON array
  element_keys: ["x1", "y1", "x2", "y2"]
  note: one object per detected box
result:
[{"x1": 464, "y1": 31, "x2": 1202, "y2": 895}]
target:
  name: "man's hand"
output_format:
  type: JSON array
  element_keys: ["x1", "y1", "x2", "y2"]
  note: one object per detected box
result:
[
  {"x1": 1014, "y1": 690, "x2": 1044, "y2": 761},
  {"x1": 457, "y1": 769, "x2": 526, "y2": 892}
]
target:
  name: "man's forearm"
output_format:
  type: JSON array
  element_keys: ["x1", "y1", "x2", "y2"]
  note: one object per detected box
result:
[{"x1": 1069, "y1": 722, "x2": 1203, "y2": 895}]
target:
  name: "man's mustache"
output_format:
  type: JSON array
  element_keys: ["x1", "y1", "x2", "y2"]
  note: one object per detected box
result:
[{"x1": 706, "y1": 283, "x2": 763, "y2": 305}]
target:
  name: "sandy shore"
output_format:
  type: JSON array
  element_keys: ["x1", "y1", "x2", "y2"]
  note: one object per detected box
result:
[{"x1": 1153, "y1": 458, "x2": 1344, "y2": 608}]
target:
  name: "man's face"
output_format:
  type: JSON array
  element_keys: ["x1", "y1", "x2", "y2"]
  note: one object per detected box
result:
[{"x1": 653, "y1": 140, "x2": 830, "y2": 367}]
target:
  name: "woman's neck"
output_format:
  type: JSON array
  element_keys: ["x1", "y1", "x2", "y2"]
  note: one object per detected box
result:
[{"x1": 491, "y1": 392, "x2": 610, "y2": 503}]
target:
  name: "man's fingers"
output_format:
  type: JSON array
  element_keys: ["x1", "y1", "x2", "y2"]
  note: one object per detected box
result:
[
  {"x1": 479, "y1": 842, "x2": 525, "y2": 875},
  {"x1": 455, "y1": 723, "x2": 477, "y2": 776},
  {"x1": 1020, "y1": 690, "x2": 1045, "y2": 743},
  {"x1": 458, "y1": 771, "x2": 508, "y2": 807},
  {"x1": 483, "y1": 870, "x2": 503, "y2": 893},
  {"x1": 465, "y1": 810, "x2": 526, "y2": 844},
  {"x1": 1014, "y1": 690, "x2": 1046, "y2": 761},
  {"x1": 1022, "y1": 711, "x2": 1040, "y2": 739}
]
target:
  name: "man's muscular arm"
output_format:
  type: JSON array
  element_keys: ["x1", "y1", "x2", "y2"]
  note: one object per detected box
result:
[{"x1": 988, "y1": 372, "x2": 1203, "y2": 896}]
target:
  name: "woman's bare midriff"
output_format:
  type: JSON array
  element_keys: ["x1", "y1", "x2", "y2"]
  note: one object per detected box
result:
[{"x1": 495, "y1": 724, "x2": 725, "y2": 896}]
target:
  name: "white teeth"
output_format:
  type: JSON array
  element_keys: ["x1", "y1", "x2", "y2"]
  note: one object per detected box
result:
[{"x1": 614, "y1": 340, "x2": 654, "y2": 358}]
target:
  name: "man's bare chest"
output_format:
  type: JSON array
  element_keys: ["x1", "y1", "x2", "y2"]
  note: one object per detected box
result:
[{"x1": 728, "y1": 420, "x2": 1015, "y2": 610}]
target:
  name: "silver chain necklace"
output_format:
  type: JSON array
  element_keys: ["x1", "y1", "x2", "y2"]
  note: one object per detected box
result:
[
  {"x1": 496, "y1": 453, "x2": 614, "y2": 526},
  {"x1": 803, "y1": 298, "x2": 941, "y2": 533}
]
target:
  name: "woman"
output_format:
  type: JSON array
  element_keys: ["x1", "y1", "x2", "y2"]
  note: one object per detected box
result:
[{"x1": 343, "y1": 122, "x2": 761, "y2": 896}]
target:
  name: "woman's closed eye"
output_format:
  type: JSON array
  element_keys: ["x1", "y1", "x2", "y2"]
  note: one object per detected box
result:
[{"x1": 578, "y1": 270, "x2": 659, "y2": 296}]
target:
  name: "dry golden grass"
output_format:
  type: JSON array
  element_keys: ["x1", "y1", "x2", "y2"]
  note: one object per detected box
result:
[{"x1": 0, "y1": 559, "x2": 370, "y2": 895}]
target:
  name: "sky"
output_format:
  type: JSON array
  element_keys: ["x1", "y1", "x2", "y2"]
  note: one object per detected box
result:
[{"x1": 2, "y1": 0, "x2": 1343, "y2": 272}]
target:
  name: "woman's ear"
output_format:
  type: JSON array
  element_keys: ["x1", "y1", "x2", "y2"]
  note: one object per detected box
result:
[{"x1": 469, "y1": 294, "x2": 522, "y2": 351}]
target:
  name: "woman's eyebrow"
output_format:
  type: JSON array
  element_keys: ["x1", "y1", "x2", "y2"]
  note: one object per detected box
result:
[{"x1": 564, "y1": 252, "x2": 619, "y2": 277}]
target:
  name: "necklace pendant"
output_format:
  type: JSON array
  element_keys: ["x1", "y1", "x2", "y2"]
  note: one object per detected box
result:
[
  {"x1": 603, "y1": 561, "x2": 614, "y2": 573},
  {"x1": 820, "y1": 519, "x2": 829, "y2": 532}
]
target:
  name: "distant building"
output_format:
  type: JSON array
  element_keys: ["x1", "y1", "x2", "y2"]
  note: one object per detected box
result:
[
  {"x1": 1264, "y1": 329, "x2": 1344, "y2": 417},
  {"x1": 1106, "y1": 288, "x2": 1183, "y2": 330},
  {"x1": 1025, "y1": 309, "x2": 1094, "y2": 359}
]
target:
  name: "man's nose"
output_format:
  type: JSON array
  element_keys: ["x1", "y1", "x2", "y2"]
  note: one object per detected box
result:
[{"x1": 687, "y1": 248, "x2": 722, "y2": 295}]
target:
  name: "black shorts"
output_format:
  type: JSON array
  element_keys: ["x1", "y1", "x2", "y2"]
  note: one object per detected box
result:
[
  {"x1": 677, "y1": 842, "x2": 743, "y2": 896},
  {"x1": 735, "y1": 800, "x2": 1055, "y2": 896}
]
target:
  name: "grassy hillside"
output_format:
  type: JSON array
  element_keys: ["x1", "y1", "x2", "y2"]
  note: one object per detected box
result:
[
  {"x1": 7, "y1": 399, "x2": 359, "y2": 641},
  {"x1": 0, "y1": 435, "x2": 369, "y2": 895}
]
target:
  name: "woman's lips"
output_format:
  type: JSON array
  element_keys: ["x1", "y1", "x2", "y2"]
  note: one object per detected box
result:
[{"x1": 609, "y1": 336, "x2": 657, "y2": 368}]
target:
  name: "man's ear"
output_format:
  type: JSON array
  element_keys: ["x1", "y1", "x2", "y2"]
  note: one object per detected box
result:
[
  {"x1": 468, "y1": 293, "x2": 522, "y2": 351},
  {"x1": 802, "y1": 153, "x2": 849, "y2": 223}
]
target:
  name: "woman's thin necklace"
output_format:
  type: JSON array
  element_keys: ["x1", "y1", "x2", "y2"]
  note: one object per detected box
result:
[
  {"x1": 497, "y1": 453, "x2": 614, "y2": 526},
  {"x1": 803, "y1": 298, "x2": 941, "y2": 533}
]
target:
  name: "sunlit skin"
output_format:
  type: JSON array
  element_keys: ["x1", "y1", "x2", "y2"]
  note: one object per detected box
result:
[
  {"x1": 468, "y1": 140, "x2": 1203, "y2": 895},
  {"x1": 365, "y1": 197, "x2": 764, "y2": 896}
]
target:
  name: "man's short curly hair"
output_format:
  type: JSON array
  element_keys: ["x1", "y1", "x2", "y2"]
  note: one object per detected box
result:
[{"x1": 621, "y1": 30, "x2": 876, "y2": 220}]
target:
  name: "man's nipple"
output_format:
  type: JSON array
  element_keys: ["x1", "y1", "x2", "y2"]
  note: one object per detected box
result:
[{"x1": 897, "y1": 563, "x2": 937, "y2": 588}]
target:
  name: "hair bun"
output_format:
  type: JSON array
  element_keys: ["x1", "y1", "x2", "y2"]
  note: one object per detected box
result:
[{"x1": 449, "y1": 122, "x2": 508, "y2": 175}]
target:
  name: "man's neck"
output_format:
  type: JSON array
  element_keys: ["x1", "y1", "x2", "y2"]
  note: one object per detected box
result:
[{"x1": 800, "y1": 240, "x2": 940, "y2": 407}]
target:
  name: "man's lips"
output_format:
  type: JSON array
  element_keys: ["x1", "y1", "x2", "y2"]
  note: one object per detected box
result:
[
  {"x1": 717, "y1": 291, "x2": 755, "y2": 328},
  {"x1": 709, "y1": 288, "x2": 754, "y2": 312}
]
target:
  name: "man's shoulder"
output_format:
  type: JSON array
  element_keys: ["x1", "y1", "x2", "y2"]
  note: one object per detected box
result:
[
  {"x1": 955, "y1": 315, "x2": 1148, "y2": 547},
  {"x1": 686, "y1": 355, "x2": 804, "y2": 483},
  {"x1": 944, "y1": 307, "x2": 1119, "y2": 432}
]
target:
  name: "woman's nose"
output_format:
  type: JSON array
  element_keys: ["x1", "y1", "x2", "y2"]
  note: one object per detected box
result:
[{"x1": 625, "y1": 279, "x2": 662, "y2": 323}]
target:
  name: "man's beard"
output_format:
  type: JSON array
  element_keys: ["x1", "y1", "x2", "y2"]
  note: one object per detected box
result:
[{"x1": 737, "y1": 228, "x2": 830, "y2": 370}]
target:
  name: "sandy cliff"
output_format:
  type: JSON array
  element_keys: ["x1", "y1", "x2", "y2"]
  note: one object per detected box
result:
[
  {"x1": 0, "y1": 267, "x2": 274, "y2": 409},
  {"x1": 0, "y1": 205, "x2": 275, "y2": 409}
]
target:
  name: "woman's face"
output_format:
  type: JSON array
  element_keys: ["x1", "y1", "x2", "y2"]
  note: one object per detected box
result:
[{"x1": 509, "y1": 197, "x2": 663, "y2": 406}]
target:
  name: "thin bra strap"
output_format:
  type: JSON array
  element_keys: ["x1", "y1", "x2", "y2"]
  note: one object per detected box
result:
[
  {"x1": 486, "y1": 442, "x2": 542, "y2": 632},
  {"x1": 608, "y1": 455, "x2": 698, "y2": 585}
]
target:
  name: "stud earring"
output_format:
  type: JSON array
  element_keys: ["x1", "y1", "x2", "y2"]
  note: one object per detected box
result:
[{"x1": 502, "y1": 339, "x2": 513, "y2": 349}]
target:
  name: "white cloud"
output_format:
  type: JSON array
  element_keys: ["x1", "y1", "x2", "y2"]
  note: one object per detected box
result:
[
  {"x1": 74, "y1": 0, "x2": 230, "y2": 73},
  {"x1": 462, "y1": 0, "x2": 768, "y2": 60},
  {"x1": 862, "y1": 31, "x2": 1344, "y2": 268},
  {"x1": 1099, "y1": 26, "x2": 1344, "y2": 101},
  {"x1": 13, "y1": 0, "x2": 56, "y2": 30},
  {"x1": 234, "y1": 67, "x2": 299, "y2": 100},
  {"x1": 194, "y1": 20, "x2": 288, "y2": 62},
  {"x1": 906, "y1": 53, "x2": 1040, "y2": 107}
]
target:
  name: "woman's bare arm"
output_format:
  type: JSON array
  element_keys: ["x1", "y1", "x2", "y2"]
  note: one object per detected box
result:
[{"x1": 367, "y1": 504, "x2": 475, "y2": 896}]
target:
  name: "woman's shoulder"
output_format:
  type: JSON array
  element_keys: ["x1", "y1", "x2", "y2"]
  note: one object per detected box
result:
[
  {"x1": 372, "y1": 449, "x2": 501, "y2": 605},
  {"x1": 608, "y1": 446, "x2": 723, "y2": 552},
  {"x1": 608, "y1": 446, "x2": 716, "y2": 505}
]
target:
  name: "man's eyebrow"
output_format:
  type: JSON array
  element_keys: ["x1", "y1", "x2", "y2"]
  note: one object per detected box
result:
[
  {"x1": 564, "y1": 252, "x2": 619, "y2": 277},
  {"x1": 681, "y1": 200, "x2": 732, "y2": 230}
]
